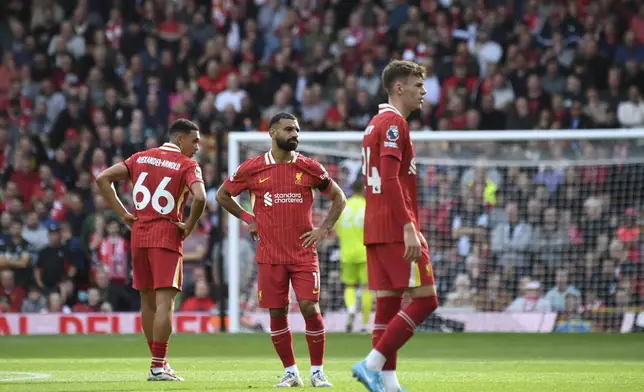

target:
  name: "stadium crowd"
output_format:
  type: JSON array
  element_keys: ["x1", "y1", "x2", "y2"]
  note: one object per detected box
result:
[{"x1": 0, "y1": 0, "x2": 643, "y2": 327}]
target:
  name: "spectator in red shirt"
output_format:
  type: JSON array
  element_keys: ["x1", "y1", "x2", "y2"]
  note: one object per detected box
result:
[
  {"x1": 9, "y1": 154, "x2": 39, "y2": 201},
  {"x1": 72, "y1": 287, "x2": 103, "y2": 312},
  {"x1": 33, "y1": 164, "x2": 66, "y2": 201},
  {"x1": 0, "y1": 270, "x2": 25, "y2": 313},
  {"x1": 198, "y1": 60, "x2": 228, "y2": 94},
  {"x1": 180, "y1": 280, "x2": 217, "y2": 312},
  {"x1": 438, "y1": 57, "x2": 477, "y2": 115},
  {"x1": 616, "y1": 208, "x2": 641, "y2": 263}
]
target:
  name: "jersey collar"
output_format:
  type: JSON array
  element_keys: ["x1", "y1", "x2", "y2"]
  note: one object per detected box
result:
[
  {"x1": 378, "y1": 103, "x2": 403, "y2": 117},
  {"x1": 160, "y1": 143, "x2": 181, "y2": 152},
  {"x1": 265, "y1": 150, "x2": 299, "y2": 165}
]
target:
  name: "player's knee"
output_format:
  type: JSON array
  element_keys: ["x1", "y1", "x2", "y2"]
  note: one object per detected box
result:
[
  {"x1": 413, "y1": 295, "x2": 439, "y2": 316},
  {"x1": 154, "y1": 288, "x2": 178, "y2": 312},
  {"x1": 269, "y1": 307, "x2": 289, "y2": 319},
  {"x1": 298, "y1": 300, "x2": 319, "y2": 317}
]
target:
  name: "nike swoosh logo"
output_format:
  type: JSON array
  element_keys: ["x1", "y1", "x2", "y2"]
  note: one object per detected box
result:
[
  {"x1": 313, "y1": 289, "x2": 320, "y2": 294},
  {"x1": 313, "y1": 339, "x2": 324, "y2": 343},
  {"x1": 259, "y1": 177, "x2": 271, "y2": 183},
  {"x1": 272, "y1": 339, "x2": 283, "y2": 345}
]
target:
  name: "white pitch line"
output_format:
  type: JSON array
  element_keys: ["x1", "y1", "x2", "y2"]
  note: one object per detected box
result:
[{"x1": 0, "y1": 371, "x2": 51, "y2": 382}]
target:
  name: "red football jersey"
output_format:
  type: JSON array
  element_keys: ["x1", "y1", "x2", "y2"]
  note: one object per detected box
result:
[
  {"x1": 123, "y1": 143, "x2": 204, "y2": 254},
  {"x1": 224, "y1": 150, "x2": 333, "y2": 265},
  {"x1": 363, "y1": 103, "x2": 419, "y2": 244}
]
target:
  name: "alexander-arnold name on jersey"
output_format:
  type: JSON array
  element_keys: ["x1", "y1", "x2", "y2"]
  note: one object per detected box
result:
[{"x1": 136, "y1": 156, "x2": 181, "y2": 170}]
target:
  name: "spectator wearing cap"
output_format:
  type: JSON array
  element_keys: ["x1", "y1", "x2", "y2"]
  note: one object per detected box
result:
[
  {"x1": 0, "y1": 219, "x2": 34, "y2": 289},
  {"x1": 34, "y1": 223, "x2": 76, "y2": 294},
  {"x1": 545, "y1": 268, "x2": 581, "y2": 312},
  {"x1": 506, "y1": 281, "x2": 552, "y2": 312}
]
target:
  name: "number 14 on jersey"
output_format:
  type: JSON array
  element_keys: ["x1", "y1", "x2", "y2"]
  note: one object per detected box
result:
[{"x1": 361, "y1": 146, "x2": 381, "y2": 194}]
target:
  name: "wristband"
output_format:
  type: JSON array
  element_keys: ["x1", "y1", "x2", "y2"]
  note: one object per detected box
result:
[{"x1": 240, "y1": 210, "x2": 255, "y2": 224}]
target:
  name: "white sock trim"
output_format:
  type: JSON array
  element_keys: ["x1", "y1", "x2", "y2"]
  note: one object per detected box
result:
[
  {"x1": 383, "y1": 370, "x2": 400, "y2": 390},
  {"x1": 365, "y1": 349, "x2": 386, "y2": 371},
  {"x1": 285, "y1": 364, "x2": 299, "y2": 375},
  {"x1": 311, "y1": 365, "x2": 323, "y2": 374}
]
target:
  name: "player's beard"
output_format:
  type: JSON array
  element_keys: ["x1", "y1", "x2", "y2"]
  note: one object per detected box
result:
[{"x1": 276, "y1": 136, "x2": 298, "y2": 151}]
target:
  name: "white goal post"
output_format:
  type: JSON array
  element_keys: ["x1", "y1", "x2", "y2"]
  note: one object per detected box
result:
[{"x1": 226, "y1": 129, "x2": 644, "y2": 333}]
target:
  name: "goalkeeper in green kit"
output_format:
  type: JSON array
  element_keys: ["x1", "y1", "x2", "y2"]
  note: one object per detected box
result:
[{"x1": 336, "y1": 178, "x2": 373, "y2": 332}]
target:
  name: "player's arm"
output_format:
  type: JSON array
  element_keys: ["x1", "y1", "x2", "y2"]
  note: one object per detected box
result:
[
  {"x1": 179, "y1": 181, "x2": 207, "y2": 238},
  {"x1": 380, "y1": 121, "x2": 421, "y2": 260},
  {"x1": 95, "y1": 163, "x2": 137, "y2": 226},
  {"x1": 319, "y1": 181, "x2": 347, "y2": 234},
  {"x1": 174, "y1": 163, "x2": 207, "y2": 239},
  {"x1": 301, "y1": 163, "x2": 347, "y2": 247},
  {"x1": 215, "y1": 162, "x2": 255, "y2": 225}
]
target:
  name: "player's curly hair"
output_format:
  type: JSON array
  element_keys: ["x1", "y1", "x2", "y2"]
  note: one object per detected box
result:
[
  {"x1": 381, "y1": 60, "x2": 426, "y2": 94},
  {"x1": 168, "y1": 118, "x2": 199, "y2": 137}
]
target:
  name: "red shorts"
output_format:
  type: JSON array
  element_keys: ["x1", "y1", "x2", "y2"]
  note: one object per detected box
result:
[
  {"x1": 131, "y1": 247, "x2": 183, "y2": 291},
  {"x1": 367, "y1": 243, "x2": 435, "y2": 291},
  {"x1": 257, "y1": 263, "x2": 320, "y2": 309}
]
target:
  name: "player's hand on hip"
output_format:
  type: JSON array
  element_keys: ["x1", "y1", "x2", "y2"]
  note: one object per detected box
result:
[
  {"x1": 172, "y1": 221, "x2": 192, "y2": 239},
  {"x1": 403, "y1": 223, "x2": 421, "y2": 261},
  {"x1": 248, "y1": 220, "x2": 259, "y2": 242},
  {"x1": 419, "y1": 232, "x2": 428, "y2": 247},
  {"x1": 120, "y1": 212, "x2": 138, "y2": 228},
  {"x1": 300, "y1": 227, "x2": 328, "y2": 248}
]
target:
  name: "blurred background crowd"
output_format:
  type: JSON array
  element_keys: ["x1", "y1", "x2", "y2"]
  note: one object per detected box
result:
[{"x1": 0, "y1": 0, "x2": 643, "y2": 331}]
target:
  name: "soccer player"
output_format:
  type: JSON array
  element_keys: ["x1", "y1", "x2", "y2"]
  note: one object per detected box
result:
[
  {"x1": 96, "y1": 119, "x2": 207, "y2": 381},
  {"x1": 216, "y1": 112, "x2": 347, "y2": 388},
  {"x1": 352, "y1": 60, "x2": 439, "y2": 392},
  {"x1": 336, "y1": 178, "x2": 372, "y2": 333}
]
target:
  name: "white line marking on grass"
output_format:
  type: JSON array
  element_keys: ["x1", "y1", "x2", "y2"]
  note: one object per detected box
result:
[{"x1": 0, "y1": 372, "x2": 51, "y2": 382}]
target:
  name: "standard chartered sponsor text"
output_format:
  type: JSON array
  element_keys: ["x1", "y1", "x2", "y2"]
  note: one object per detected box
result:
[{"x1": 273, "y1": 192, "x2": 303, "y2": 204}]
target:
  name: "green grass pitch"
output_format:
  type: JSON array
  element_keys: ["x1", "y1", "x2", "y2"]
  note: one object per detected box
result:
[{"x1": 0, "y1": 333, "x2": 643, "y2": 391}]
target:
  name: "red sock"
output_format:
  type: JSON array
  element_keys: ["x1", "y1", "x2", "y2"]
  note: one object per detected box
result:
[
  {"x1": 372, "y1": 296, "x2": 402, "y2": 371},
  {"x1": 149, "y1": 340, "x2": 168, "y2": 367},
  {"x1": 375, "y1": 296, "x2": 438, "y2": 358},
  {"x1": 150, "y1": 341, "x2": 169, "y2": 369},
  {"x1": 270, "y1": 316, "x2": 296, "y2": 368},
  {"x1": 304, "y1": 314, "x2": 325, "y2": 366}
]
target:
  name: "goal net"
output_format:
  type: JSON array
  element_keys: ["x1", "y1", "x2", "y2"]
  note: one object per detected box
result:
[{"x1": 225, "y1": 130, "x2": 644, "y2": 333}]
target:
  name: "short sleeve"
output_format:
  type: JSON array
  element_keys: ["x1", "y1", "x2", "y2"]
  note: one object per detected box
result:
[
  {"x1": 122, "y1": 153, "x2": 138, "y2": 177},
  {"x1": 223, "y1": 160, "x2": 252, "y2": 197},
  {"x1": 307, "y1": 159, "x2": 332, "y2": 194},
  {"x1": 184, "y1": 162, "x2": 204, "y2": 189},
  {"x1": 380, "y1": 117, "x2": 408, "y2": 161}
]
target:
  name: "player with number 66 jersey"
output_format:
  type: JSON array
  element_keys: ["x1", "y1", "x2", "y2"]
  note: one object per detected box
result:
[
  {"x1": 124, "y1": 144, "x2": 202, "y2": 256},
  {"x1": 96, "y1": 119, "x2": 207, "y2": 382}
]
